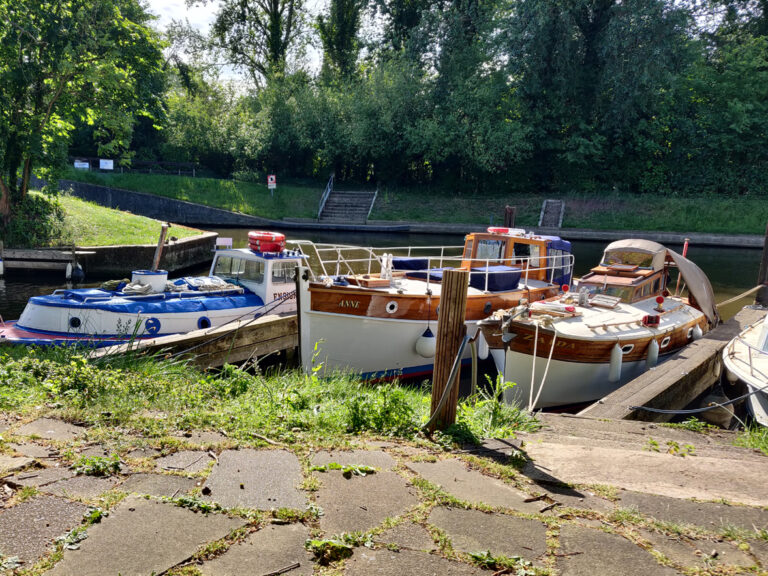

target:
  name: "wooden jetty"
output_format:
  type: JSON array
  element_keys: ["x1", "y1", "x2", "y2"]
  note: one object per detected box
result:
[
  {"x1": 0, "y1": 243, "x2": 94, "y2": 274},
  {"x1": 92, "y1": 314, "x2": 297, "y2": 369},
  {"x1": 579, "y1": 306, "x2": 767, "y2": 422}
]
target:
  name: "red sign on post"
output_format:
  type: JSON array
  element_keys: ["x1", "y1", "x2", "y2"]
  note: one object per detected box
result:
[{"x1": 267, "y1": 174, "x2": 276, "y2": 189}]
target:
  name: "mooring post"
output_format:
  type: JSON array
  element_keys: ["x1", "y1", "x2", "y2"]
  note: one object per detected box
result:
[
  {"x1": 504, "y1": 206, "x2": 516, "y2": 228},
  {"x1": 757, "y1": 222, "x2": 768, "y2": 307},
  {"x1": 429, "y1": 269, "x2": 469, "y2": 432},
  {"x1": 151, "y1": 222, "x2": 169, "y2": 272}
]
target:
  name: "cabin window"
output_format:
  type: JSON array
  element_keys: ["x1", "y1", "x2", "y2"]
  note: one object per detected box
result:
[
  {"x1": 602, "y1": 250, "x2": 654, "y2": 268},
  {"x1": 243, "y1": 260, "x2": 265, "y2": 283},
  {"x1": 214, "y1": 256, "x2": 245, "y2": 281},
  {"x1": 652, "y1": 278, "x2": 660, "y2": 293},
  {"x1": 272, "y1": 261, "x2": 297, "y2": 283},
  {"x1": 475, "y1": 239, "x2": 505, "y2": 263},
  {"x1": 548, "y1": 249, "x2": 572, "y2": 283},
  {"x1": 463, "y1": 240, "x2": 473, "y2": 260}
]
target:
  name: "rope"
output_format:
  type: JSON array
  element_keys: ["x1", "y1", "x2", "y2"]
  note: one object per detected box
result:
[
  {"x1": 529, "y1": 323, "x2": 539, "y2": 410},
  {"x1": 530, "y1": 321, "x2": 558, "y2": 411},
  {"x1": 630, "y1": 380, "x2": 768, "y2": 415},
  {"x1": 423, "y1": 334, "x2": 472, "y2": 431},
  {"x1": 716, "y1": 285, "x2": 763, "y2": 309}
]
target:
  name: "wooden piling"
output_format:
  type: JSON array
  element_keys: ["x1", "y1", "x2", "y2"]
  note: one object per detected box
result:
[
  {"x1": 152, "y1": 222, "x2": 169, "y2": 271},
  {"x1": 504, "y1": 206, "x2": 516, "y2": 228},
  {"x1": 429, "y1": 269, "x2": 469, "y2": 431},
  {"x1": 756, "y1": 222, "x2": 768, "y2": 307}
]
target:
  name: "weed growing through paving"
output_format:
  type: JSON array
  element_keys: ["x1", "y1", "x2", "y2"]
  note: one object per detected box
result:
[
  {"x1": 71, "y1": 454, "x2": 121, "y2": 476},
  {"x1": 659, "y1": 417, "x2": 716, "y2": 433},
  {"x1": 309, "y1": 462, "x2": 377, "y2": 478},
  {"x1": 467, "y1": 550, "x2": 537, "y2": 575},
  {"x1": 736, "y1": 423, "x2": 768, "y2": 456}
]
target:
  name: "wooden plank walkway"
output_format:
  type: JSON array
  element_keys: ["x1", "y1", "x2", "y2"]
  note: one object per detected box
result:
[
  {"x1": 579, "y1": 306, "x2": 768, "y2": 422},
  {"x1": 92, "y1": 314, "x2": 297, "y2": 369}
]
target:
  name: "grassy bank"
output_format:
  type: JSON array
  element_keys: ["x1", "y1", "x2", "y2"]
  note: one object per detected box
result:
[
  {"x1": 63, "y1": 171, "x2": 323, "y2": 221},
  {"x1": 59, "y1": 195, "x2": 203, "y2": 246},
  {"x1": 63, "y1": 171, "x2": 768, "y2": 235}
]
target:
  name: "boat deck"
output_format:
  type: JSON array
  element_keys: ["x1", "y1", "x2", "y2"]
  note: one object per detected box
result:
[{"x1": 326, "y1": 276, "x2": 552, "y2": 296}]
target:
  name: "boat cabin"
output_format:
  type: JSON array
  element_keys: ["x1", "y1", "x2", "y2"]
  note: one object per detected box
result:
[
  {"x1": 460, "y1": 228, "x2": 573, "y2": 287},
  {"x1": 578, "y1": 239, "x2": 668, "y2": 304}
]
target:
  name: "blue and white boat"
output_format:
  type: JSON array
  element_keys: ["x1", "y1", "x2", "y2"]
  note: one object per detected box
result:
[{"x1": 0, "y1": 232, "x2": 303, "y2": 346}]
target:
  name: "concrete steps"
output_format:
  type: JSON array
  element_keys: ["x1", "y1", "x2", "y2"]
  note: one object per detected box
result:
[
  {"x1": 319, "y1": 190, "x2": 376, "y2": 224},
  {"x1": 538, "y1": 199, "x2": 564, "y2": 228}
]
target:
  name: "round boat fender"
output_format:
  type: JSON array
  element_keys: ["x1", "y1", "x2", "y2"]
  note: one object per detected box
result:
[
  {"x1": 645, "y1": 339, "x2": 659, "y2": 369},
  {"x1": 609, "y1": 343, "x2": 622, "y2": 383},
  {"x1": 692, "y1": 324, "x2": 703, "y2": 341},
  {"x1": 415, "y1": 327, "x2": 436, "y2": 358}
]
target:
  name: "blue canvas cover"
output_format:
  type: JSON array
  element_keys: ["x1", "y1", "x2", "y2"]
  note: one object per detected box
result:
[
  {"x1": 404, "y1": 267, "x2": 452, "y2": 282},
  {"x1": 392, "y1": 257, "x2": 430, "y2": 271},
  {"x1": 469, "y1": 266, "x2": 521, "y2": 292}
]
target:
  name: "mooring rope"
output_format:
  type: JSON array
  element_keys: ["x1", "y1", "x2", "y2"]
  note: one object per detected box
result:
[
  {"x1": 630, "y1": 379, "x2": 768, "y2": 415},
  {"x1": 716, "y1": 285, "x2": 763, "y2": 309}
]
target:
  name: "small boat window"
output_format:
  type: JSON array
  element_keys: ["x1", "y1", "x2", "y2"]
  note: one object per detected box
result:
[
  {"x1": 272, "y1": 261, "x2": 297, "y2": 283},
  {"x1": 476, "y1": 239, "x2": 505, "y2": 262},
  {"x1": 621, "y1": 344, "x2": 634, "y2": 354},
  {"x1": 687, "y1": 327, "x2": 694, "y2": 339},
  {"x1": 660, "y1": 336, "x2": 671, "y2": 348},
  {"x1": 602, "y1": 250, "x2": 653, "y2": 268},
  {"x1": 214, "y1": 256, "x2": 265, "y2": 284},
  {"x1": 463, "y1": 239, "x2": 473, "y2": 260}
]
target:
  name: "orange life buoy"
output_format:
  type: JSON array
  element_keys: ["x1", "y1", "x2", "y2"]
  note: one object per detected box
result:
[{"x1": 248, "y1": 230, "x2": 286, "y2": 253}]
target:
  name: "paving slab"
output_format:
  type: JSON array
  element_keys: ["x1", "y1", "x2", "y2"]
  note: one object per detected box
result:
[
  {"x1": 77, "y1": 445, "x2": 119, "y2": 459},
  {"x1": 429, "y1": 507, "x2": 548, "y2": 565},
  {"x1": 42, "y1": 475, "x2": 120, "y2": 499},
  {"x1": 748, "y1": 539, "x2": 768, "y2": 566},
  {"x1": 406, "y1": 459, "x2": 540, "y2": 513},
  {"x1": 524, "y1": 441, "x2": 768, "y2": 506},
  {"x1": 0, "y1": 495, "x2": 88, "y2": 564},
  {"x1": 375, "y1": 522, "x2": 437, "y2": 551},
  {"x1": 0, "y1": 454, "x2": 34, "y2": 475},
  {"x1": 540, "y1": 484, "x2": 614, "y2": 513},
  {"x1": 619, "y1": 490, "x2": 768, "y2": 532},
  {"x1": 0, "y1": 415, "x2": 9, "y2": 434},
  {"x1": 201, "y1": 523, "x2": 314, "y2": 576},
  {"x1": 315, "y1": 470, "x2": 419, "y2": 535},
  {"x1": 641, "y1": 530, "x2": 756, "y2": 570},
  {"x1": 344, "y1": 548, "x2": 486, "y2": 575},
  {"x1": 119, "y1": 473, "x2": 197, "y2": 498},
  {"x1": 156, "y1": 450, "x2": 214, "y2": 473},
  {"x1": 9, "y1": 442, "x2": 58, "y2": 459},
  {"x1": 202, "y1": 449, "x2": 306, "y2": 510},
  {"x1": 48, "y1": 496, "x2": 245, "y2": 576},
  {"x1": 557, "y1": 524, "x2": 679, "y2": 576},
  {"x1": 126, "y1": 447, "x2": 160, "y2": 459},
  {"x1": 8, "y1": 466, "x2": 74, "y2": 488},
  {"x1": 15, "y1": 418, "x2": 85, "y2": 441},
  {"x1": 175, "y1": 430, "x2": 229, "y2": 445},
  {"x1": 310, "y1": 449, "x2": 396, "y2": 470}
]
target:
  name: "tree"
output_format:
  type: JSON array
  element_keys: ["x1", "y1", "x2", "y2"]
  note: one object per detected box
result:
[
  {"x1": 209, "y1": 0, "x2": 305, "y2": 84},
  {"x1": 0, "y1": 0, "x2": 163, "y2": 223},
  {"x1": 317, "y1": 0, "x2": 367, "y2": 78}
]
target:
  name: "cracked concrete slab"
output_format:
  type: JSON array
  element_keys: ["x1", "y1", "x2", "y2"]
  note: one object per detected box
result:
[
  {"x1": 315, "y1": 470, "x2": 419, "y2": 535},
  {"x1": 175, "y1": 430, "x2": 229, "y2": 445},
  {"x1": 0, "y1": 454, "x2": 34, "y2": 475},
  {"x1": 344, "y1": 548, "x2": 486, "y2": 575},
  {"x1": 375, "y1": 522, "x2": 436, "y2": 551},
  {"x1": 119, "y1": 473, "x2": 197, "y2": 498},
  {"x1": 619, "y1": 490, "x2": 768, "y2": 532},
  {"x1": 429, "y1": 507, "x2": 548, "y2": 565},
  {"x1": 0, "y1": 495, "x2": 88, "y2": 564},
  {"x1": 557, "y1": 524, "x2": 679, "y2": 575},
  {"x1": 310, "y1": 449, "x2": 396, "y2": 470},
  {"x1": 8, "y1": 466, "x2": 74, "y2": 488},
  {"x1": 15, "y1": 418, "x2": 85, "y2": 441},
  {"x1": 201, "y1": 522, "x2": 314, "y2": 576},
  {"x1": 640, "y1": 530, "x2": 756, "y2": 570},
  {"x1": 48, "y1": 496, "x2": 245, "y2": 576},
  {"x1": 9, "y1": 442, "x2": 58, "y2": 459},
  {"x1": 202, "y1": 449, "x2": 306, "y2": 510},
  {"x1": 406, "y1": 459, "x2": 540, "y2": 513},
  {"x1": 156, "y1": 450, "x2": 214, "y2": 473},
  {"x1": 42, "y1": 475, "x2": 121, "y2": 500}
]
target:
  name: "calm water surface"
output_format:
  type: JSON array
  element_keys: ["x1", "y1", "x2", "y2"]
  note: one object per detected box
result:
[{"x1": 0, "y1": 227, "x2": 760, "y2": 320}]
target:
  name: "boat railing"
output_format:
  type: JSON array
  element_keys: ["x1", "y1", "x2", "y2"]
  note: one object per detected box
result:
[
  {"x1": 289, "y1": 240, "x2": 574, "y2": 291},
  {"x1": 729, "y1": 333, "x2": 768, "y2": 382}
]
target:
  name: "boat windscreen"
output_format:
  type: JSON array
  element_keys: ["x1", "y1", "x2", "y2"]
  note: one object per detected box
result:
[{"x1": 602, "y1": 250, "x2": 654, "y2": 269}]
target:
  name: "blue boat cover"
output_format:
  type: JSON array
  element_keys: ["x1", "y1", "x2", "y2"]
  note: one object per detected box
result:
[
  {"x1": 405, "y1": 267, "x2": 453, "y2": 282},
  {"x1": 469, "y1": 266, "x2": 521, "y2": 291},
  {"x1": 29, "y1": 291, "x2": 265, "y2": 314},
  {"x1": 392, "y1": 257, "x2": 430, "y2": 271}
]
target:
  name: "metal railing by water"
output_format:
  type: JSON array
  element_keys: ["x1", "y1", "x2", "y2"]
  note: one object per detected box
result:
[{"x1": 317, "y1": 174, "x2": 334, "y2": 219}]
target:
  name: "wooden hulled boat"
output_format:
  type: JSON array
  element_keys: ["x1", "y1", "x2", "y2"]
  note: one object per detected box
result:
[
  {"x1": 293, "y1": 228, "x2": 574, "y2": 379},
  {"x1": 723, "y1": 312, "x2": 768, "y2": 425},
  {"x1": 478, "y1": 239, "x2": 719, "y2": 409},
  {"x1": 0, "y1": 232, "x2": 303, "y2": 347}
]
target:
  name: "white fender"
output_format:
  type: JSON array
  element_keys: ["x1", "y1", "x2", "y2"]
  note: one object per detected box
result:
[
  {"x1": 692, "y1": 324, "x2": 703, "y2": 341},
  {"x1": 0, "y1": 258, "x2": 3, "y2": 276},
  {"x1": 415, "y1": 327, "x2": 436, "y2": 358},
  {"x1": 645, "y1": 339, "x2": 659, "y2": 369},
  {"x1": 609, "y1": 343, "x2": 622, "y2": 383},
  {"x1": 477, "y1": 331, "x2": 489, "y2": 360},
  {"x1": 65, "y1": 262, "x2": 72, "y2": 280}
]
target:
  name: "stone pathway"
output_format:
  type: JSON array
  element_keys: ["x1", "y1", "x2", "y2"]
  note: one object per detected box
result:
[{"x1": 0, "y1": 415, "x2": 767, "y2": 575}]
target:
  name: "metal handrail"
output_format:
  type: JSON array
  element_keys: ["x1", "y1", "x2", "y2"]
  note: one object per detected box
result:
[
  {"x1": 317, "y1": 174, "x2": 334, "y2": 219},
  {"x1": 730, "y1": 335, "x2": 768, "y2": 381},
  {"x1": 366, "y1": 187, "x2": 378, "y2": 221}
]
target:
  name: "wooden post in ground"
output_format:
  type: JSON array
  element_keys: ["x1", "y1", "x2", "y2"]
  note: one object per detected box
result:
[
  {"x1": 429, "y1": 269, "x2": 469, "y2": 432},
  {"x1": 504, "y1": 206, "x2": 516, "y2": 228},
  {"x1": 152, "y1": 222, "x2": 169, "y2": 271},
  {"x1": 757, "y1": 222, "x2": 768, "y2": 307}
]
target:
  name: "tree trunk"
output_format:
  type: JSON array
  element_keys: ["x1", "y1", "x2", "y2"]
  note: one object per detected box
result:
[
  {"x1": 0, "y1": 176, "x2": 10, "y2": 225},
  {"x1": 20, "y1": 158, "x2": 32, "y2": 199}
]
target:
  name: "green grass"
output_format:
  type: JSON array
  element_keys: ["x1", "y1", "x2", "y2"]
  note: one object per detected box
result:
[
  {"x1": 63, "y1": 170, "x2": 768, "y2": 234},
  {"x1": 58, "y1": 195, "x2": 203, "y2": 246},
  {"x1": 735, "y1": 423, "x2": 768, "y2": 455},
  {"x1": 63, "y1": 170, "x2": 323, "y2": 221}
]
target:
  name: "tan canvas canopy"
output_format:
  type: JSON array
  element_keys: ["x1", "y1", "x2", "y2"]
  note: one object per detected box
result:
[{"x1": 602, "y1": 239, "x2": 719, "y2": 326}]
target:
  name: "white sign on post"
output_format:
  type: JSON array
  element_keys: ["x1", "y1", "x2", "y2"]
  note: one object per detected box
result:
[
  {"x1": 267, "y1": 174, "x2": 276, "y2": 197},
  {"x1": 74, "y1": 160, "x2": 89, "y2": 170},
  {"x1": 99, "y1": 159, "x2": 114, "y2": 170}
]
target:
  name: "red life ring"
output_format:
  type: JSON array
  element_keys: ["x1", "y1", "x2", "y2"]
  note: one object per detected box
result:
[{"x1": 248, "y1": 231, "x2": 286, "y2": 253}]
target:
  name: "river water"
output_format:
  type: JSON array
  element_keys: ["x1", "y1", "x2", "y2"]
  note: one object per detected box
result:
[{"x1": 0, "y1": 227, "x2": 760, "y2": 321}]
